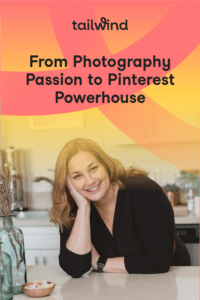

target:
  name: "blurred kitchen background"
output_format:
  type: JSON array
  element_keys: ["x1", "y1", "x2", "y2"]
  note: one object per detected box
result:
[
  {"x1": 1, "y1": 108, "x2": 199, "y2": 212},
  {"x1": 1, "y1": 109, "x2": 199, "y2": 266}
]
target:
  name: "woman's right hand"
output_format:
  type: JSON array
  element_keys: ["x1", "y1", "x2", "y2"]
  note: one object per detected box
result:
[{"x1": 66, "y1": 176, "x2": 90, "y2": 210}]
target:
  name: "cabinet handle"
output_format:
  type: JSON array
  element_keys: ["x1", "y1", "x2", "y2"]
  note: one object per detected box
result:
[
  {"x1": 43, "y1": 256, "x2": 47, "y2": 265},
  {"x1": 35, "y1": 257, "x2": 39, "y2": 265}
]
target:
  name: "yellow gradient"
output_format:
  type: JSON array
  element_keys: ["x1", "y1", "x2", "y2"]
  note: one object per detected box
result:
[
  {"x1": 144, "y1": 45, "x2": 200, "y2": 128},
  {"x1": 1, "y1": 109, "x2": 134, "y2": 151}
]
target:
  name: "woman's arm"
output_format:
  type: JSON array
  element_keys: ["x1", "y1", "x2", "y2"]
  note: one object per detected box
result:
[
  {"x1": 92, "y1": 177, "x2": 175, "y2": 274},
  {"x1": 91, "y1": 246, "x2": 127, "y2": 273},
  {"x1": 59, "y1": 208, "x2": 92, "y2": 278},
  {"x1": 65, "y1": 176, "x2": 91, "y2": 254},
  {"x1": 59, "y1": 177, "x2": 92, "y2": 278},
  {"x1": 66, "y1": 205, "x2": 91, "y2": 254},
  {"x1": 123, "y1": 182, "x2": 175, "y2": 274}
]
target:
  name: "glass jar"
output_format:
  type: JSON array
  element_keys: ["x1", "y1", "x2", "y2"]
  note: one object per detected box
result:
[
  {"x1": 0, "y1": 215, "x2": 27, "y2": 294},
  {"x1": 0, "y1": 241, "x2": 13, "y2": 300}
]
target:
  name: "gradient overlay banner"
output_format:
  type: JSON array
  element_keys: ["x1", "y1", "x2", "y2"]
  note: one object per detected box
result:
[{"x1": 1, "y1": 1, "x2": 200, "y2": 171}]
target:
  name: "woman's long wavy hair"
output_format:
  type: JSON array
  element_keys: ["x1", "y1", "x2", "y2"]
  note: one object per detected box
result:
[{"x1": 49, "y1": 138, "x2": 148, "y2": 232}]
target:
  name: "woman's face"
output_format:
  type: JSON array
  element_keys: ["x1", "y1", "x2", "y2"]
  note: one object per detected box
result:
[{"x1": 68, "y1": 151, "x2": 111, "y2": 201}]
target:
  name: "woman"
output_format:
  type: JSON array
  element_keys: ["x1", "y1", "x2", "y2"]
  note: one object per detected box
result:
[{"x1": 50, "y1": 138, "x2": 191, "y2": 278}]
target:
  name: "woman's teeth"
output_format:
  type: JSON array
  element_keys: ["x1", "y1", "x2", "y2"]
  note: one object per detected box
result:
[{"x1": 87, "y1": 184, "x2": 100, "y2": 192}]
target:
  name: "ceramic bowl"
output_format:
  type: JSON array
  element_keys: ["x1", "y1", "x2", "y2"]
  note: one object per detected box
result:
[{"x1": 22, "y1": 281, "x2": 55, "y2": 298}]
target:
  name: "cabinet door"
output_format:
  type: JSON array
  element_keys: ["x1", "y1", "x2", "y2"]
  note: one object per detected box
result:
[
  {"x1": 25, "y1": 250, "x2": 42, "y2": 266},
  {"x1": 185, "y1": 243, "x2": 199, "y2": 266},
  {"x1": 20, "y1": 227, "x2": 60, "y2": 250},
  {"x1": 41, "y1": 250, "x2": 60, "y2": 266},
  {"x1": 152, "y1": 111, "x2": 199, "y2": 144}
]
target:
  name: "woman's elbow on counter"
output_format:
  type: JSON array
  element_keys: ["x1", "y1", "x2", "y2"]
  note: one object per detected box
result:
[
  {"x1": 125, "y1": 259, "x2": 171, "y2": 274},
  {"x1": 58, "y1": 248, "x2": 92, "y2": 278},
  {"x1": 128, "y1": 266, "x2": 170, "y2": 275},
  {"x1": 152, "y1": 264, "x2": 170, "y2": 274},
  {"x1": 59, "y1": 259, "x2": 91, "y2": 278},
  {"x1": 59, "y1": 265, "x2": 85, "y2": 278},
  {"x1": 152, "y1": 261, "x2": 171, "y2": 274}
]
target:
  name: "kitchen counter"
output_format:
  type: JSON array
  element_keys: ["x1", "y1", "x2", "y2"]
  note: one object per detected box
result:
[
  {"x1": 175, "y1": 211, "x2": 199, "y2": 224},
  {"x1": 0, "y1": 214, "x2": 53, "y2": 227},
  {"x1": 13, "y1": 216, "x2": 53, "y2": 227},
  {"x1": 9, "y1": 211, "x2": 199, "y2": 227},
  {"x1": 0, "y1": 210, "x2": 199, "y2": 228},
  {"x1": 14, "y1": 266, "x2": 199, "y2": 300}
]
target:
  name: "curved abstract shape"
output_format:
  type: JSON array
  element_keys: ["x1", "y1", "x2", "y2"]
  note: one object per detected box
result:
[{"x1": 1, "y1": 2, "x2": 200, "y2": 115}]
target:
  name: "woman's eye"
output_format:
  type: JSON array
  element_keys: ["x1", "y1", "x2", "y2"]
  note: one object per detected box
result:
[
  {"x1": 90, "y1": 166, "x2": 98, "y2": 172},
  {"x1": 73, "y1": 174, "x2": 82, "y2": 180}
]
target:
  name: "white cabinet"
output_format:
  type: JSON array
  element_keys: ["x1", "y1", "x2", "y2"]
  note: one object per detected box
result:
[
  {"x1": 25, "y1": 250, "x2": 42, "y2": 265},
  {"x1": 42, "y1": 250, "x2": 59, "y2": 266},
  {"x1": 25, "y1": 249, "x2": 60, "y2": 266},
  {"x1": 20, "y1": 226, "x2": 60, "y2": 266},
  {"x1": 118, "y1": 111, "x2": 199, "y2": 145}
]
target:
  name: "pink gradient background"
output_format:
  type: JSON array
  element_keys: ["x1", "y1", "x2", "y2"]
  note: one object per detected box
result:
[{"x1": 1, "y1": 2, "x2": 200, "y2": 115}]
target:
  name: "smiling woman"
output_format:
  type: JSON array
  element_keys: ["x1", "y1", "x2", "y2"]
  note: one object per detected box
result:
[
  {"x1": 50, "y1": 138, "x2": 125, "y2": 231},
  {"x1": 49, "y1": 138, "x2": 191, "y2": 278},
  {"x1": 68, "y1": 152, "x2": 111, "y2": 202}
]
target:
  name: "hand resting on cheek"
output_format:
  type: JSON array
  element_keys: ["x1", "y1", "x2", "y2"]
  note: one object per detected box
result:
[{"x1": 66, "y1": 176, "x2": 90, "y2": 210}]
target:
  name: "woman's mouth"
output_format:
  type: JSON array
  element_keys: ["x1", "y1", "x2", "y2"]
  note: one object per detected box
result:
[{"x1": 86, "y1": 183, "x2": 100, "y2": 192}]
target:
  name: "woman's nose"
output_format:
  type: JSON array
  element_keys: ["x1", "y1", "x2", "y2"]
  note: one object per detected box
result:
[{"x1": 84, "y1": 173, "x2": 95, "y2": 186}]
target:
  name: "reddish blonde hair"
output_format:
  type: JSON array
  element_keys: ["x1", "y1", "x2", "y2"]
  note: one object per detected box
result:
[{"x1": 49, "y1": 138, "x2": 148, "y2": 232}]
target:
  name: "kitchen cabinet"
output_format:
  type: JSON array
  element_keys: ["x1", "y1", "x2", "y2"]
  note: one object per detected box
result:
[
  {"x1": 20, "y1": 226, "x2": 60, "y2": 266},
  {"x1": 25, "y1": 249, "x2": 59, "y2": 266},
  {"x1": 119, "y1": 112, "x2": 199, "y2": 145},
  {"x1": 30, "y1": 112, "x2": 85, "y2": 130},
  {"x1": 25, "y1": 250, "x2": 42, "y2": 266},
  {"x1": 175, "y1": 223, "x2": 199, "y2": 266},
  {"x1": 41, "y1": 250, "x2": 59, "y2": 266},
  {"x1": 151, "y1": 112, "x2": 199, "y2": 144}
]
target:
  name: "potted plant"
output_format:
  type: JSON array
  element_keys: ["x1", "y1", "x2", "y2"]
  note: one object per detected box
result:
[{"x1": 163, "y1": 184, "x2": 180, "y2": 207}]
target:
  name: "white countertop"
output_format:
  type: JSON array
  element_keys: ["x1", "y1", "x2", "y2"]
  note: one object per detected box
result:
[
  {"x1": 0, "y1": 211, "x2": 199, "y2": 228},
  {"x1": 175, "y1": 212, "x2": 199, "y2": 224},
  {"x1": 14, "y1": 266, "x2": 199, "y2": 300},
  {"x1": 12, "y1": 212, "x2": 200, "y2": 227},
  {"x1": 13, "y1": 217, "x2": 54, "y2": 227}
]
